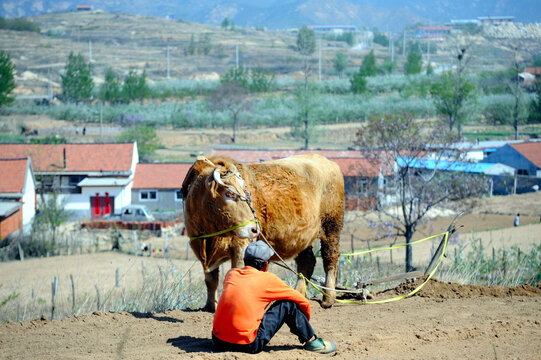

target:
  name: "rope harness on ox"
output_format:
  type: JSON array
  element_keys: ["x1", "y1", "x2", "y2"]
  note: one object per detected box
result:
[{"x1": 188, "y1": 165, "x2": 460, "y2": 305}]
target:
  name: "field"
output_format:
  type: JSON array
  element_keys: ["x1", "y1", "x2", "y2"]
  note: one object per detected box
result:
[{"x1": 0, "y1": 190, "x2": 540, "y2": 359}]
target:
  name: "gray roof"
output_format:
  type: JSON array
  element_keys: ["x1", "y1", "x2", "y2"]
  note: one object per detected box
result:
[
  {"x1": 78, "y1": 177, "x2": 132, "y2": 187},
  {"x1": 0, "y1": 201, "x2": 21, "y2": 217}
]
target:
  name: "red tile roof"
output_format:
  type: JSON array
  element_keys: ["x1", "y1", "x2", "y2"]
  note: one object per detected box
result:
[
  {"x1": 525, "y1": 67, "x2": 541, "y2": 75},
  {"x1": 0, "y1": 143, "x2": 134, "y2": 173},
  {"x1": 330, "y1": 158, "x2": 383, "y2": 177},
  {"x1": 133, "y1": 163, "x2": 192, "y2": 189},
  {"x1": 0, "y1": 158, "x2": 28, "y2": 193},
  {"x1": 511, "y1": 142, "x2": 541, "y2": 168},
  {"x1": 210, "y1": 149, "x2": 363, "y2": 163}
]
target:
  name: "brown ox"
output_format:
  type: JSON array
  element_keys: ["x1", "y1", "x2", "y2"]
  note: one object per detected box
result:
[{"x1": 181, "y1": 154, "x2": 344, "y2": 311}]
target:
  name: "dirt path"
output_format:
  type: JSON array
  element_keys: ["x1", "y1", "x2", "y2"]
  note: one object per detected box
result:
[{"x1": 1, "y1": 280, "x2": 539, "y2": 360}]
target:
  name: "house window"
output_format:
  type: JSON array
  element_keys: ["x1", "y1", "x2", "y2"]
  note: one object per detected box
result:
[
  {"x1": 68, "y1": 175, "x2": 85, "y2": 187},
  {"x1": 358, "y1": 179, "x2": 368, "y2": 194},
  {"x1": 175, "y1": 190, "x2": 182, "y2": 201},
  {"x1": 140, "y1": 190, "x2": 157, "y2": 201}
]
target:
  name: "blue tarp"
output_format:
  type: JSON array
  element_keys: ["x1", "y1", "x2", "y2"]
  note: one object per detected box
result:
[{"x1": 397, "y1": 157, "x2": 496, "y2": 174}]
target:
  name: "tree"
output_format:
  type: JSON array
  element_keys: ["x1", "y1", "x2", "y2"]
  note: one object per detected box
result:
[
  {"x1": 221, "y1": 17, "x2": 229, "y2": 30},
  {"x1": 296, "y1": 25, "x2": 316, "y2": 150},
  {"x1": 360, "y1": 50, "x2": 377, "y2": 77},
  {"x1": 99, "y1": 67, "x2": 122, "y2": 103},
  {"x1": 430, "y1": 48, "x2": 475, "y2": 137},
  {"x1": 185, "y1": 34, "x2": 196, "y2": 55},
  {"x1": 509, "y1": 47, "x2": 528, "y2": 139},
  {"x1": 528, "y1": 78, "x2": 541, "y2": 124},
  {"x1": 350, "y1": 70, "x2": 367, "y2": 94},
  {"x1": 354, "y1": 114, "x2": 489, "y2": 272},
  {"x1": 379, "y1": 57, "x2": 396, "y2": 75},
  {"x1": 34, "y1": 191, "x2": 70, "y2": 253},
  {"x1": 208, "y1": 82, "x2": 251, "y2": 143},
  {"x1": 333, "y1": 51, "x2": 347, "y2": 78},
  {"x1": 61, "y1": 52, "x2": 93, "y2": 103},
  {"x1": 0, "y1": 50, "x2": 16, "y2": 109},
  {"x1": 118, "y1": 125, "x2": 159, "y2": 159},
  {"x1": 404, "y1": 50, "x2": 422, "y2": 75},
  {"x1": 122, "y1": 70, "x2": 148, "y2": 103}
]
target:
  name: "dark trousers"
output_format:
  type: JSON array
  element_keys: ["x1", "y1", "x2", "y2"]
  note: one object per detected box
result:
[{"x1": 212, "y1": 300, "x2": 315, "y2": 354}]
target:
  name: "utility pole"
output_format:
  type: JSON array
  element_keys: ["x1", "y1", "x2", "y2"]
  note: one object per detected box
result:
[
  {"x1": 403, "y1": 30, "x2": 406, "y2": 56},
  {"x1": 318, "y1": 37, "x2": 322, "y2": 81},
  {"x1": 166, "y1": 44, "x2": 170, "y2": 79},
  {"x1": 391, "y1": 34, "x2": 394, "y2": 65},
  {"x1": 235, "y1": 41, "x2": 239, "y2": 70},
  {"x1": 47, "y1": 68, "x2": 52, "y2": 99},
  {"x1": 88, "y1": 39, "x2": 92, "y2": 77}
]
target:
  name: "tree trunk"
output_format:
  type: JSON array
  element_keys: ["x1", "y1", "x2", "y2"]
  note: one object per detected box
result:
[{"x1": 405, "y1": 226, "x2": 414, "y2": 272}]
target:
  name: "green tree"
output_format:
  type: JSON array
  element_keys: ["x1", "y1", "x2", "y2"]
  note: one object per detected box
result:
[
  {"x1": 99, "y1": 67, "x2": 122, "y2": 103},
  {"x1": 509, "y1": 48, "x2": 528, "y2": 139},
  {"x1": 372, "y1": 28, "x2": 388, "y2": 47},
  {"x1": 0, "y1": 50, "x2": 16, "y2": 109},
  {"x1": 221, "y1": 17, "x2": 229, "y2": 30},
  {"x1": 350, "y1": 70, "x2": 367, "y2": 94},
  {"x1": 249, "y1": 65, "x2": 276, "y2": 92},
  {"x1": 122, "y1": 70, "x2": 148, "y2": 103},
  {"x1": 528, "y1": 78, "x2": 541, "y2": 124},
  {"x1": 61, "y1": 52, "x2": 93, "y2": 103},
  {"x1": 333, "y1": 51, "x2": 347, "y2": 78},
  {"x1": 34, "y1": 192, "x2": 70, "y2": 253},
  {"x1": 404, "y1": 50, "x2": 423, "y2": 75},
  {"x1": 118, "y1": 125, "x2": 159, "y2": 158},
  {"x1": 198, "y1": 33, "x2": 212, "y2": 55},
  {"x1": 426, "y1": 62, "x2": 434, "y2": 75},
  {"x1": 430, "y1": 48, "x2": 476, "y2": 137},
  {"x1": 185, "y1": 34, "x2": 196, "y2": 55},
  {"x1": 380, "y1": 57, "x2": 396, "y2": 75},
  {"x1": 295, "y1": 82, "x2": 319, "y2": 150},
  {"x1": 360, "y1": 50, "x2": 377, "y2": 77},
  {"x1": 220, "y1": 66, "x2": 249, "y2": 89}
]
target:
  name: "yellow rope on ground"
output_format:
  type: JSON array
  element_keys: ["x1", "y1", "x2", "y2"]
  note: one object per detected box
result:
[{"x1": 301, "y1": 231, "x2": 450, "y2": 305}]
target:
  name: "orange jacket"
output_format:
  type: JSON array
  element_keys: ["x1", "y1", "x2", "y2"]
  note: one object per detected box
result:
[{"x1": 212, "y1": 266, "x2": 311, "y2": 344}]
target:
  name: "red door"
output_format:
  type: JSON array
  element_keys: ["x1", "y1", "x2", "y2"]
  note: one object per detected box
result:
[{"x1": 90, "y1": 195, "x2": 115, "y2": 219}]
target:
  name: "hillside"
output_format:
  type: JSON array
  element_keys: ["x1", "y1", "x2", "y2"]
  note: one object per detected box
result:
[
  {"x1": 2, "y1": 0, "x2": 541, "y2": 32},
  {"x1": 3, "y1": 10, "x2": 541, "y2": 98}
]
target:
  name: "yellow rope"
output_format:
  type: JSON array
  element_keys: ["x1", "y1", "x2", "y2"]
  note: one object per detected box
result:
[
  {"x1": 189, "y1": 219, "x2": 258, "y2": 241},
  {"x1": 301, "y1": 231, "x2": 450, "y2": 305}
]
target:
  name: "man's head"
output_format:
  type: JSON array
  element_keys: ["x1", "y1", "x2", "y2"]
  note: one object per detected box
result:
[{"x1": 244, "y1": 240, "x2": 274, "y2": 270}]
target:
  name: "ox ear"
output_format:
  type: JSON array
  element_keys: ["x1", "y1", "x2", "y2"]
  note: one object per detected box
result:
[{"x1": 181, "y1": 156, "x2": 216, "y2": 199}]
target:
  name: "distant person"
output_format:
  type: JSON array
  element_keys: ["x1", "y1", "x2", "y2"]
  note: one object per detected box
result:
[
  {"x1": 514, "y1": 213, "x2": 520, "y2": 227},
  {"x1": 82, "y1": 127, "x2": 86, "y2": 136},
  {"x1": 212, "y1": 240, "x2": 336, "y2": 354}
]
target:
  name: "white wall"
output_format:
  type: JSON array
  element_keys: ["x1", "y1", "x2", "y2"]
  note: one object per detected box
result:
[{"x1": 21, "y1": 165, "x2": 36, "y2": 233}]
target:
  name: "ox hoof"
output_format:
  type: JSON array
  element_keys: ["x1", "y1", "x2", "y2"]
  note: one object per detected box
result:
[
  {"x1": 320, "y1": 297, "x2": 335, "y2": 309},
  {"x1": 201, "y1": 304, "x2": 216, "y2": 313}
]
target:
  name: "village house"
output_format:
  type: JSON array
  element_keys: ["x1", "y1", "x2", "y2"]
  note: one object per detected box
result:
[
  {"x1": 131, "y1": 163, "x2": 191, "y2": 212},
  {"x1": 0, "y1": 143, "x2": 138, "y2": 219},
  {"x1": 0, "y1": 158, "x2": 36, "y2": 239}
]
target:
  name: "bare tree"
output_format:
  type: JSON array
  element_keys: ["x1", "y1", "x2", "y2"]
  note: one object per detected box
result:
[
  {"x1": 354, "y1": 114, "x2": 489, "y2": 272},
  {"x1": 208, "y1": 82, "x2": 250, "y2": 143}
]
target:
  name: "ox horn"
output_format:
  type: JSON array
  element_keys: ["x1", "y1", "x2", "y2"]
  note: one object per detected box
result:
[{"x1": 213, "y1": 168, "x2": 226, "y2": 187}]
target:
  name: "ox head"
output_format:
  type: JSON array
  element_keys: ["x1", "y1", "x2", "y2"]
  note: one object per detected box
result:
[{"x1": 181, "y1": 156, "x2": 259, "y2": 270}]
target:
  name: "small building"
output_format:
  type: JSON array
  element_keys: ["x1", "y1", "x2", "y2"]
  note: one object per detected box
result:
[
  {"x1": 414, "y1": 26, "x2": 452, "y2": 39},
  {"x1": 76, "y1": 4, "x2": 92, "y2": 11},
  {"x1": 331, "y1": 157, "x2": 392, "y2": 211},
  {"x1": 132, "y1": 163, "x2": 191, "y2": 212},
  {"x1": 0, "y1": 143, "x2": 138, "y2": 219},
  {"x1": 0, "y1": 158, "x2": 36, "y2": 239},
  {"x1": 307, "y1": 25, "x2": 357, "y2": 34},
  {"x1": 477, "y1": 16, "x2": 515, "y2": 27},
  {"x1": 524, "y1": 67, "x2": 541, "y2": 78},
  {"x1": 482, "y1": 142, "x2": 541, "y2": 177}
]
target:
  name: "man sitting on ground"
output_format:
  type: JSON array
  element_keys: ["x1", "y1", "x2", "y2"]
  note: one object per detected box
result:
[{"x1": 212, "y1": 240, "x2": 336, "y2": 354}]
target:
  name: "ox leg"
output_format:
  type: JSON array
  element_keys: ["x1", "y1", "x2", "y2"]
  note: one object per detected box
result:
[
  {"x1": 294, "y1": 245, "x2": 316, "y2": 298},
  {"x1": 202, "y1": 268, "x2": 219, "y2": 312},
  {"x1": 320, "y1": 220, "x2": 341, "y2": 308}
]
